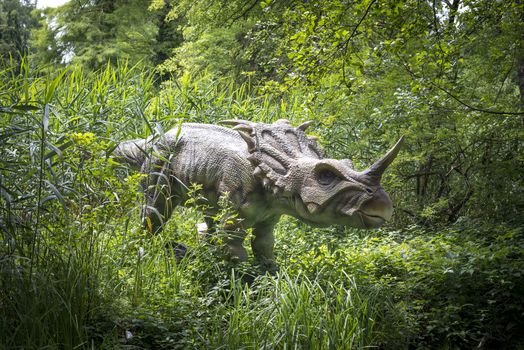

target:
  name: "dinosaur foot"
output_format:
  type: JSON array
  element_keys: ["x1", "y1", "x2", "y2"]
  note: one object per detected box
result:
[{"x1": 164, "y1": 241, "x2": 188, "y2": 262}]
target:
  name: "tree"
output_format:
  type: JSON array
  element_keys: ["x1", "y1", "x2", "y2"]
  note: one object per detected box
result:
[
  {"x1": 149, "y1": 0, "x2": 184, "y2": 68},
  {"x1": 33, "y1": 0, "x2": 158, "y2": 69},
  {"x1": 0, "y1": 0, "x2": 38, "y2": 69}
]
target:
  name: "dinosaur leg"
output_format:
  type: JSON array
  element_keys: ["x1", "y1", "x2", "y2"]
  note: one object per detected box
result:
[
  {"x1": 223, "y1": 219, "x2": 248, "y2": 262},
  {"x1": 142, "y1": 172, "x2": 187, "y2": 258},
  {"x1": 141, "y1": 160, "x2": 179, "y2": 234},
  {"x1": 251, "y1": 219, "x2": 279, "y2": 272},
  {"x1": 200, "y1": 213, "x2": 216, "y2": 240}
]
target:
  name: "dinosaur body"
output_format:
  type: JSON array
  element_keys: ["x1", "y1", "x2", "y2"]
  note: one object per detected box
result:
[{"x1": 115, "y1": 120, "x2": 403, "y2": 269}]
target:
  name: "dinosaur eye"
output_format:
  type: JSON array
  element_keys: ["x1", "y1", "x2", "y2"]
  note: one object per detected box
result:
[
  {"x1": 365, "y1": 187, "x2": 374, "y2": 194},
  {"x1": 317, "y1": 169, "x2": 337, "y2": 185}
]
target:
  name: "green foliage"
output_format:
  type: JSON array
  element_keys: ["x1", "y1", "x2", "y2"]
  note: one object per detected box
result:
[
  {"x1": 2, "y1": 0, "x2": 524, "y2": 348},
  {"x1": 160, "y1": 23, "x2": 249, "y2": 80},
  {"x1": 2, "y1": 60, "x2": 523, "y2": 349},
  {"x1": 278, "y1": 220, "x2": 524, "y2": 348}
]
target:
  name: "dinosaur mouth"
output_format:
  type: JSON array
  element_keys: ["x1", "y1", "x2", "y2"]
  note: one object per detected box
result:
[{"x1": 358, "y1": 211, "x2": 386, "y2": 228}]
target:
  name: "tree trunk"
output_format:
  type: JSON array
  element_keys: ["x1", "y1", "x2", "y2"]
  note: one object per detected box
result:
[{"x1": 517, "y1": 0, "x2": 524, "y2": 110}]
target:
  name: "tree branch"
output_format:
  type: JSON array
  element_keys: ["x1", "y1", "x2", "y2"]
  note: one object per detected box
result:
[
  {"x1": 395, "y1": 50, "x2": 524, "y2": 116},
  {"x1": 341, "y1": 0, "x2": 377, "y2": 89},
  {"x1": 342, "y1": 0, "x2": 377, "y2": 55},
  {"x1": 229, "y1": 0, "x2": 259, "y2": 25},
  {"x1": 432, "y1": 83, "x2": 524, "y2": 116}
]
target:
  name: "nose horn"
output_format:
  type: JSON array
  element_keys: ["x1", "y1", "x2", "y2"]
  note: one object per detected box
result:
[{"x1": 364, "y1": 136, "x2": 404, "y2": 181}]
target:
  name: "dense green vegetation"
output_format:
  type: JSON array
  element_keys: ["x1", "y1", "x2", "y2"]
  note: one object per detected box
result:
[{"x1": 1, "y1": 0, "x2": 523, "y2": 348}]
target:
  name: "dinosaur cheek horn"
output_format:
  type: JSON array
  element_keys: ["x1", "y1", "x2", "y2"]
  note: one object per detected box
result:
[{"x1": 363, "y1": 136, "x2": 404, "y2": 181}]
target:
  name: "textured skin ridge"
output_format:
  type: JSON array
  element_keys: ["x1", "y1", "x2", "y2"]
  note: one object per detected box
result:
[{"x1": 114, "y1": 120, "x2": 402, "y2": 271}]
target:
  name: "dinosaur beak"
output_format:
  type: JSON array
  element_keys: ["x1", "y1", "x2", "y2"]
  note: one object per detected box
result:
[{"x1": 363, "y1": 136, "x2": 404, "y2": 182}]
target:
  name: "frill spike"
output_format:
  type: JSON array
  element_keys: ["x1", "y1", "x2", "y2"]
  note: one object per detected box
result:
[
  {"x1": 297, "y1": 120, "x2": 314, "y2": 132},
  {"x1": 233, "y1": 124, "x2": 255, "y2": 136},
  {"x1": 220, "y1": 119, "x2": 256, "y2": 127},
  {"x1": 237, "y1": 130, "x2": 256, "y2": 152}
]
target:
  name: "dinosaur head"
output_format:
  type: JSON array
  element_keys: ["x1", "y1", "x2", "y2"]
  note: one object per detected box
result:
[{"x1": 222, "y1": 119, "x2": 403, "y2": 229}]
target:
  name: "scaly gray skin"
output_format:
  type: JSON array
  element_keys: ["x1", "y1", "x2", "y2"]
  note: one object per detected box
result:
[{"x1": 114, "y1": 119, "x2": 403, "y2": 270}]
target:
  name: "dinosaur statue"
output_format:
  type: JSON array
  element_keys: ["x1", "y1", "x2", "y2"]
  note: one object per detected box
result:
[{"x1": 114, "y1": 119, "x2": 403, "y2": 270}]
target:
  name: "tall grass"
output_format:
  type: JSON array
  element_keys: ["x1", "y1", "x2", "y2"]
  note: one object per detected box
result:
[
  {"x1": 205, "y1": 272, "x2": 380, "y2": 349},
  {"x1": 0, "y1": 58, "x2": 156, "y2": 348}
]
